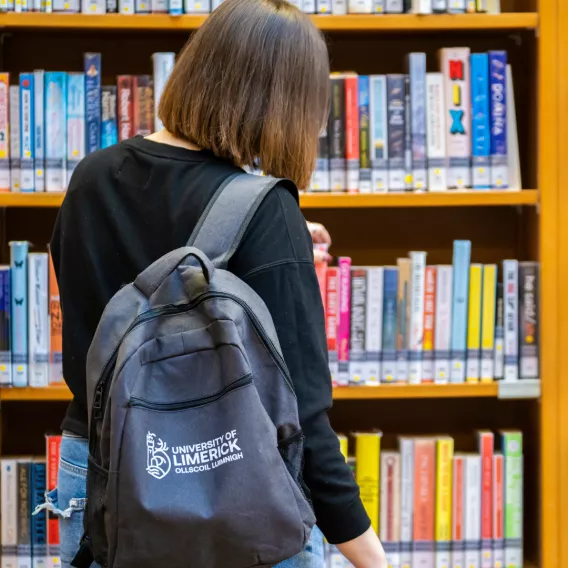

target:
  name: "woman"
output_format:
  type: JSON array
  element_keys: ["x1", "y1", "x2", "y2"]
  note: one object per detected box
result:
[{"x1": 49, "y1": 0, "x2": 387, "y2": 566}]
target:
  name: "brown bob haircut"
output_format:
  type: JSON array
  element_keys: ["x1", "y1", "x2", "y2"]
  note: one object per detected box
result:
[{"x1": 158, "y1": 0, "x2": 330, "y2": 189}]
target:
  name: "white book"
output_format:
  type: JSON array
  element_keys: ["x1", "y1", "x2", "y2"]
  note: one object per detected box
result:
[
  {"x1": 385, "y1": 0, "x2": 402, "y2": 11},
  {"x1": 487, "y1": 0, "x2": 499, "y2": 13},
  {"x1": 365, "y1": 266, "x2": 383, "y2": 386},
  {"x1": 118, "y1": 0, "x2": 134, "y2": 13},
  {"x1": 152, "y1": 53, "x2": 176, "y2": 132},
  {"x1": 372, "y1": 0, "x2": 384, "y2": 11},
  {"x1": 0, "y1": 76, "x2": 9, "y2": 191},
  {"x1": 451, "y1": 455, "x2": 465, "y2": 568},
  {"x1": 370, "y1": 75, "x2": 388, "y2": 193},
  {"x1": 331, "y1": 0, "x2": 346, "y2": 14},
  {"x1": 447, "y1": 0, "x2": 465, "y2": 11},
  {"x1": 316, "y1": 0, "x2": 330, "y2": 12},
  {"x1": 506, "y1": 65, "x2": 521, "y2": 191},
  {"x1": 348, "y1": 0, "x2": 370, "y2": 12},
  {"x1": 81, "y1": 0, "x2": 105, "y2": 11},
  {"x1": 9, "y1": 86, "x2": 21, "y2": 193},
  {"x1": 1, "y1": 460, "x2": 18, "y2": 568},
  {"x1": 399, "y1": 438, "x2": 414, "y2": 568},
  {"x1": 135, "y1": 0, "x2": 150, "y2": 11},
  {"x1": 33, "y1": 70, "x2": 45, "y2": 192},
  {"x1": 432, "y1": 0, "x2": 446, "y2": 11},
  {"x1": 426, "y1": 73, "x2": 447, "y2": 191},
  {"x1": 151, "y1": 0, "x2": 167, "y2": 10},
  {"x1": 434, "y1": 265, "x2": 452, "y2": 384},
  {"x1": 184, "y1": 0, "x2": 209, "y2": 11},
  {"x1": 411, "y1": 0, "x2": 431, "y2": 12},
  {"x1": 408, "y1": 251, "x2": 426, "y2": 384},
  {"x1": 20, "y1": 77, "x2": 34, "y2": 193},
  {"x1": 503, "y1": 260, "x2": 519, "y2": 381},
  {"x1": 381, "y1": 452, "x2": 401, "y2": 568},
  {"x1": 464, "y1": 455, "x2": 481, "y2": 568},
  {"x1": 28, "y1": 254, "x2": 49, "y2": 388}
]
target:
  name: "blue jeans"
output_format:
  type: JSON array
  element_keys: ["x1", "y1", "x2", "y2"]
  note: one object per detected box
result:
[{"x1": 49, "y1": 432, "x2": 324, "y2": 568}]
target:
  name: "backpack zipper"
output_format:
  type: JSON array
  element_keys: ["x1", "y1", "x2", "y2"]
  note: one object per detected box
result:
[{"x1": 128, "y1": 374, "x2": 253, "y2": 411}]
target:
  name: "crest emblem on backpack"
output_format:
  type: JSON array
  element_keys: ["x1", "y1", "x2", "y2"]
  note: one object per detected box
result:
[{"x1": 146, "y1": 432, "x2": 171, "y2": 480}]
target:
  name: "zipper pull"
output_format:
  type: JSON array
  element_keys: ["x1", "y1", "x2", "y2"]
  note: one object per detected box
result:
[{"x1": 93, "y1": 388, "x2": 103, "y2": 420}]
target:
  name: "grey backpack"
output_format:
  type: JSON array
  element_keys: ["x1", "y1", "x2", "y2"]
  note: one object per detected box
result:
[{"x1": 73, "y1": 173, "x2": 316, "y2": 568}]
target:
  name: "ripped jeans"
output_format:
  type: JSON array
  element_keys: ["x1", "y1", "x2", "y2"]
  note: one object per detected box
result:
[{"x1": 44, "y1": 432, "x2": 325, "y2": 568}]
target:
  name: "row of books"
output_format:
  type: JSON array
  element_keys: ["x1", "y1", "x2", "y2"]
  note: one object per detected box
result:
[
  {"x1": 0, "y1": 435, "x2": 61, "y2": 568},
  {"x1": 1, "y1": 51, "x2": 176, "y2": 193},
  {"x1": 316, "y1": 240, "x2": 539, "y2": 385},
  {"x1": 325, "y1": 429, "x2": 524, "y2": 568},
  {"x1": 0, "y1": 243, "x2": 63, "y2": 388},
  {"x1": 308, "y1": 50, "x2": 520, "y2": 193}
]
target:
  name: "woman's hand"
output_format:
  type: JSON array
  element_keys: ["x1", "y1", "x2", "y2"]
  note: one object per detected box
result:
[
  {"x1": 307, "y1": 221, "x2": 332, "y2": 264},
  {"x1": 335, "y1": 526, "x2": 388, "y2": 568}
]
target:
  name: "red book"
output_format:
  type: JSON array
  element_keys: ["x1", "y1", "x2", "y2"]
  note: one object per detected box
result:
[
  {"x1": 117, "y1": 75, "x2": 134, "y2": 142},
  {"x1": 452, "y1": 454, "x2": 465, "y2": 567},
  {"x1": 315, "y1": 261, "x2": 328, "y2": 316},
  {"x1": 46, "y1": 435, "x2": 62, "y2": 556},
  {"x1": 326, "y1": 267, "x2": 338, "y2": 354},
  {"x1": 344, "y1": 75, "x2": 360, "y2": 194},
  {"x1": 493, "y1": 453, "x2": 505, "y2": 567},
  {"x1": 478, "y1": 431, "x2": 494, "y2": 568}
]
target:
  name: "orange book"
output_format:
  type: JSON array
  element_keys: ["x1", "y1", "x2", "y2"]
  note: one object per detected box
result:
[
  {"x1": 422, "y1": 266, "x2": 437, "y2": 383},
  {"x1": 344, "y1": 75, "x2": 360, "y2": 194},
  {"x1": 413, "y1": 438, "x2": 436, "y2": 567},
  {"x1": 452, "y1": 454, "x2": 465, "y2": 568},
  {"x1": 48, "y1": 249, "x2": 63, "y2": 384}
]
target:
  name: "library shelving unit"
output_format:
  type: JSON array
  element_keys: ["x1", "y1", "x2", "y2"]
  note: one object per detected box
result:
[{"x1": 0, "y1": 0, "x2": 562, "y2": 566}]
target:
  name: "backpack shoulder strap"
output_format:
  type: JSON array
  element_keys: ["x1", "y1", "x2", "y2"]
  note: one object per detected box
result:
[{"x1": 187, "y1": 172, "x2": 292, "y2": 269}]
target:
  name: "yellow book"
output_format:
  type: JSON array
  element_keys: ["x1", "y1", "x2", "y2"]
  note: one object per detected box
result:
[
  {"x1": 480, "y1": 265, "x2": 497, "y2": 382},
  {"x1": 466, "y1": 264, "x2": 483, "y2": 383},
  {"x1": 338, "y1": 434, "x2": 348, "y2": 461},
  {"x1": 435, "y1": 437, "x2": 454, "y2": 551},
  {"x1": 355, "y1": 432, "x2": 382, "y2": 533}
]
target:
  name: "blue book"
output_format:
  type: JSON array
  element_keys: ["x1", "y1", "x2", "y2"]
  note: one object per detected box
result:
[
  {"x1": 20, "y1": 73, "x2": 35, "y2": 193},
  {"x1": 10, "y1": 241, "x2": 28, "y2": 387},
  {"x1": 489, "y1": 51, "x2": 508, "y2": 189},
  {"x1": 31, "y1": 460, "x2": 47, "y2": 568},
  {"x1": 45, "y1": 72, "x2": 67, "y2": 192},
  {"x1": 101, "y1": 86, "x2": 118, "y2": 149},
  {"x1": 169, "y1": 0, "x2": 182, "y2": 14},
  {"x1": 381, "y1": 266, "x2": 398, "y2": 383},
  {"x1": 471, "y1": 54, "x2": 491, "y2": 189},
  {"x1": 0, "y1": 267, "x2": 11, "y2": 386},
  {"x1": 84, "y1": 53, "x2": 101, "y2": 156},
  {"x1": 358, "y1": 75, "x2": 371, "y2": 193},
  {"x1": 450, "y1": 240, "x2": 471, "y2": 383},
  {"x1": 407, "y1": 53, "x2": 427, "y2": 191},
  {"x1": 34, "y1": 70, "x2": 45, "y2": 193},
  {"x1": 67, "y1": 73, "x2": 86, "y2": 186}
]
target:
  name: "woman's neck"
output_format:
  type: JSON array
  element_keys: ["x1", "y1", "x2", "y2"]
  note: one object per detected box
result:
[{"x1": 146, "y1": 130, "x2": 202, "y2": 152}]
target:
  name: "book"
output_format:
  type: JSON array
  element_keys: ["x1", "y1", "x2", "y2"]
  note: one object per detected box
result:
[
  {"x1": 451, "y1": 454, "x2": 465, "y2": 568},
  {"x1": 503, "y1": 259, "x2": 519, "y2": 381},
  {"x1": 470, "y1": 53, "x2": 491, "y2": 189},
  {"x1": 464, "y1": 454, "x2": 481, "y2": 568},
  {"x1": 316, "y1": 0, "x2": 331, "y2": 13},
  {"x1": 44, "y1": 72, "x2": 67, "y2": 192},
  {"x1": 31, "y1": 460, "x2": 47, "y2": 568},
  {"x1": 369, "y1": 75, "x2": 388, "y2": 192},
  {"x1": 84, "y1": 53, "x2": 101, "y2": 155},
  {"x1": 407, "y1": 53, "x2": 427, "y2": 191},
  {"x1": 432, "y1": 0, "x2": 445, "y2": 11},
  {"x1": 326, "y1": 267, "x2": 339, "y2": 384},
  {"x1": 33, "y1": 70, "x2": 45, "y2": 193},
  {"x1": 119, "y1": 0, "x2": 134, "y2": 13},
  {"x1": 152, "y1": 53, "x2": 175, "y2": 132},
  {"x1": 303, "y1": 0, "x2": 315, "y2": 13},
  {"x1": 492, "y1": 453, "x2": 505, "y2": 568},
  {"x1": 373, "y1": 0, "x2": 385, "y2": 14},
  {"x1": 447, "y1": 0, "x2": 465, "y2": 11},
  {"x1": 337, "y1": 257, "x2": 352, "y2": 386},
  {"x1": 2, "y1": 459, "x2": 18, "y2": 568},
  {"x1": 101, "y1": 86, "x2": 118, "y2": 149},
  {"x1": 66, "y1": 73, "x2": 86, "y2": 185},
  {"x1": 411, "y1": 0, "x2": 432, "y2": 13},
  {"x1": 466, "y1": 264, "x2": 482, "y2": 383},
  {"x1": 11, "y1": 241, "x2": 28, "y2": 387},
  {"x1": 382, "y1": 266, "x2": 398, "y2": 383},
  {"x1": 506, "y1": 65, "x2": 521, "y2": 191},
  {"x1": 403, "y1": 76, "x2": 412, "y2": 191},
  {"x1": 0, "y1": 267, "x2": 11, "y2": 386},
  {"x1": 106, "y1": 0, "x2": 117, "y2": 11},
  {"x1": 489, "y1": 51, "x2": 508, "y2": 189},
  {"x1": 136, "y1": 0, "x2": 150, "y2": 11},
  {"x1": 477, "y1": 431, "x2": 494, "y2": 568},
  {"x1": 399, "y1": 437, "x2": 414, "y2": 568},
  {"x1": 118, "y1": 75, "x2": 134, "y2": 141},
  {"x1": 386, "y1": 0, "x2": 403, "y2": 12},
  {"x1": 480, "y1": 264, "x2": 497, "y2": 381},
  {"x1": 19, "y1": 72, "x2": 35, "y2": 193},
  {"x1": 425, "y1": 73, "x2": 447, "y2": 192},
  {"x1": 435, "y1": 438, "x2": 453, "y2": 568},
  {"x1": 150, "y1": 0, "x2": 166, "y2": 11},
  {"x1": 422, "y1": 266, "x2": 436, "y2": 383},
  {"x1": 312, "y1": 120, "x2": 329, "y2": 191},
  {"x1": 408, "y1": 251, "x2": 426, "y2": 384},
  {"x1": 365, "y1": 266, "x2": 383, "y2": 385},
  {"x1": 17, "y1": 460, "x2": 32, "y2": 568},
  {"x1": 133, "y1": 75, "x2": 154, "y2": 137},
  {"x1": 46, "y1": 436, "x2": 62, "y2": 566},
  {"x1": 358, "y1": 75, "x2": 372, "y2": 193},
  {"x1": 345, "y1": 75, "x2": 359, "y2": 193},
  {"x1": 381, "y1": 452, "x2": 402, "y2": 568},
  {"x1": 28, "y1": 253, "x2": 49, "y2": 388},
  {"x1": 331, "y1": 0, "x2": 346, "y2": 15},
  {"x1": 329, "y1": 75, "x2": 346, "y2": 191},
  {"x1": 494, "y1": 283, "x2": 504, "y2": 380},
  {"x1": 81, "y1": 0, "x2": 105, "y2": 12},
  {"x1": 519, "y1": 261, "x2": 539, "y2": 379},
  {"x1": 338, "y1": 434, "x2": 348, "y2": 461},
  {"x1": 396, "y1": 257, "x2": 411, "y2": 382},
  {"x1": 0, "y1": 74, "x2": 8, "y2": 192},
  {"x1": 349, "y1": 267, "x2": 366, "y2": 385},
  {"x1": 48, "y1": 249, "x2": 63, "y2": 385},
  {"x1": 387, "y1": 74, "x2": 405, "y2": 192},
  {"x1": 355, "y1": 432, "x2": 382, "y2": 533},
  {"x1": 434, "y1": 265, "x2": 452, "y2": 384},
  {"x1": 9, "y1": 85, "x2": 20, "y2": 192},
  {"x1": 348, "y1": 0, "x2": 371, "y2": 13}
]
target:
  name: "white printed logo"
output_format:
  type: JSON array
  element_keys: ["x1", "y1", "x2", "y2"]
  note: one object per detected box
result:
[{"x1": 146, "y1": 432, "x2": 172, "y2": 480}]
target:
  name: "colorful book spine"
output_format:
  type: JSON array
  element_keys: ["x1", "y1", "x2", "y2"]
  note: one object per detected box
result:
[
  {"x1": 101, "y1": 85, "x2": 118, "y2": 149},
  {"x1": 480, "y1": 264, "x2": 497, "y2": 381},
  {"x1": 134, "y1": 75, "x2": 154, "y2": 137},
  {"x1": 326, "y1": 267, "x2": 339, "y2": 385},
  {"x1": 451, "y1": 454, "x2": 465, "y2": 568},
  {"x1": 48, "y1": 249, "x2": 63, "y2": 385},
  {"x1": 369, "y1": 75, "x2": 388, "y2": 192},
  {"x1": 44, "y1": 72, "x2": 67, "y2": 192},
  {"x1": 492, "y1": 453, "x2": 505, "y2": 568},
  {"x1": 20, "y1": 72, "x2": 35, "y2": 192},
  {"x1": 494, "y1": 283, "x2": 504, "y2": 380},
  {"x1": 503, "y1": 259, "x2": 519, "y2": 381},
  {"x1": 440, "y1": 47, "x2": 471, "y2": 189},
  {"x1": 413, "y1": 438, "x2": 436, "y2": 568},
  {"x1": 312, "y1": 122, "x2": 329, "y2": 191},
  {"x1": 466, "y1": 264, "x2": 482, "y2": 383},
  {"x1": 470, "y1": 53, "x2": 491, "y2": 189},
  {"x1": 329, "y1": 76, "x2": 346, "y2": 191},
  {"x1": 0, "y1": 267, "x2": 11, "y2": 386},
  {"x1": 434, "y1": 265, "x2": 452, "y2": 384},
  {"x1": 46, "y1": 435, "x2": 62, "y2": 565},
  {"x1": 358, "y1": 75, "x2": 372, "y2": 193},
  {"x1": 425, "y1": 72, "x2": 447, "y2": 192},
  {"x1": 66, "y1": 73, "x2": 86, "y2": 185},
  {"x1": 422, "y1": 266, "x2": 436, "y2": 383},
  {"x1": 18, "y1": 460, "x2": 32, "y2": 568},
  {"x1": 1, "y1": 459, "x2": 18, "y2": 568},
  {"x1": 380, "y1": 452, "x2": 402, "y2": 568},
  {"x1": 31, "y1": 460, "x2": 47, "y2": 568},
  {"x1": 382, "y1": 266, "x2": 398, "y2": 383},
  {"x1": 409, "y1": 251, "x2": 426, "y2": 384},
  {"x1": 489, "y1": 51, "x2": 508, "y2": 189},
  {"x1": 464, "y1": 454, "x2": 481, "y2": 568},
  {"x1": 349, "y1": 268, "x2": 366, "y2": 385},
  {"x1": 387, "y1": 74, "x2": 405, "y2": 192},
  {"x1": 365, "y1": 266, "x2": 383, "y2": 385},
  {"x1": 477, "y1": 431, "x2": 494, "y2": 568},
  {"x1": 435, "y1": 438, "x2": 453, "y2": 568},
  {"x1": 118, "y1": 75, "x2": 134, "y2": 142},
  {"x1": 500, "y1": 431, "x2": 523, "y2": 568},
  {"x1": 408, "y1": 53, "x2": 427, "y2": 191},
  {"x1": 399, "y1": 437, "x2": 414, "y2": 568},
  {"x1": 337, "y1": 257, "x2": 352, "y2": 386},
  {"x1": 28, "y1": 253, "x2": 49, "y2": 388},
  {"x1": 0, "y1": 74, "x2": 8, "y2": 192},
  {"x1": 450, "y1": 240, "x2": 471, "y2": 383},
  {"x1": 355, "y1": 432, "x2": 382, "y2": 533},
  {"x1": 10, "y1": 241, "x2": 28, "y2": 387},
  {"x1": 519, "y1": 262, "x2": 539, "y2": 379},
  {"x1": 33, "y1": 70, "x2": 45, "y2": 193},
  {"x1": 9, "y1": 85, "x2": 21, "y2": 192},
  {"x1": 152, "y1": 52, "x2": 175, "y2": 132},
  {"x1": 396, "y1": 257, "x2": 411, "y2": 383},
  {"x1": 84, "y1": 53, "x2": 101, "y2": 155},
  {"x1": 345, "y1": 75, "x2": 359, "y2": 193},
  {"x1": 403, "y1": 76, "x2": 412, "y2": 191}
]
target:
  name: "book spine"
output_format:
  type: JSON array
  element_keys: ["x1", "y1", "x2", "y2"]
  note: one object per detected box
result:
[
  {"x1": 403, "y1": 75, "x2": 412, "y2": 191},
  {"x1": 20, "y1": 72, "x2": 35, "y2": 193},
  {"x1": 450, "y1": 240, "x2": 471, "y2": 383},
  {"x1": 480, "y1": 264, "x2": 497, "y2": 381},
  {"x1": 349, "y1": 268, "x2": 367, "y2": 385},
  {"x1": 370, "y1": 75, "x2": 388, "y2": 192},
  {"x1": 411, "y1": 0, "x2": 432, "y2": 12},
  {"x1": 494, "y1": 283, "x2": 504, "y2": 380},
  {"x1": 422, "y1": 266, "x2": 436, "y2": 383},
  {"x1": 477, "y1": 431, "x2": 494, "y2": 568},
  {"x1": 381, "y1": 452, "x2": 402, "y2": 568},
  {"x1": 435, "y1": 438, "x2": 454, "y2": 568},
  {"x1": 432, "y1": 0, "x2": 445, "y2": 11},
  {"x1": 136, "y1": 75, "x2": 154, "y2": 137},
  {"x1": 46, "y1": 436, "x2": 62, "y2": 561},
  {"x1": 152, "y1": 53, "x2": 175, "y2": 132},
  {"x1": 501, "y1": 431, "x2": 523, "y2": 568},
  {"x1": 503, "y1": 259, "x2": 519, "y2": 381},
  {"x1": 2, "y1": 459, "x2": 18, "y2": 566},
  {"x1": 117, "y1": 75, "x2": 134, "y2": 142},
  {"x1": 348, "y1": 0, "x2": 370, "y2": 13},
  {"x1": 434, "y1": 265, "x2": 453, "y2": 384},
  {"x1": 413, "y1": 438, "x2": 436, "y2": 568},
  {"x1": 505, "y1": 64, "x2": 520, "y2": 190},
  {"x1": 82, "y1": 0, "x2": 105, "y2": 13},
  {"x1": 0, "y1": 74, "x2": 9, "y2": 191},
  {"x1": 136, "y1": 0, "x2": 150, "y2": 11},
  {"x1": 10, "y1": 242, "x2": 28, "y2": 387},
  {"x1": 28, "y1": 253, "x2": 49, "y2": 388},
  {"x1": 470, "y1": 53, "x2": 491, "y2": 189},
  {"x1": 447, "y1": 0, "x2": 465, "y2": 11},
  {"x1": 337, "y1": 434, "x2": 348, "y2": 461},
  {"x1": 311, "y1": 115, "x2": 329, "y2": 191},
  {"x1": 355, "y1": 432, "x2": 382, "y2": 533},
  {"x1": 489, "y1": 51, "x2": 508, "y2": 189},
  {"x1": 119, "y1": 0, "x2": 134, "y2": 13},
  {"x1": 372, "y1": 0, "x2": 384, "y2": 11},
  {"x1": 106, "y1": 0, "x2": 116, "y2": 12},
  {"x1": 0, "y1": 268, "x2": 11, "y2": 386},
  {"x1": 331, "y1": 0, "x2": 346, "y2": 15},
  {"x1": 492, "y1": 453, "x2": 505, "y2": 568},
  {"x1": 519, "y1": 262, "x2": 539, "y2": 379},
  {"x1": 396, "y1": 257, "x2": 411, "y2": 383},
  {"x1": 365, "y1": 266, "x2": 383, "y2": 385},
  {"x1": 426, "y1": 72, "x2": 447, "y2": 192},
  {"x1": 44, "y1": 72, "x2": 67, "y2": 192},
  {"x1": 387, "y1": 74, "x2": 405, "y2": 192},
  {"x1": 33, "y1": 70, "x2": 45, "y2": 192},
  {"x1": 464, "y1": 454, "x2": 481, "y2": 568},
  {"x1": 408, "y1": 53, "x2": 427, "y2": 190},
  {"x1": 84, "y1": 53, "x2": 101, "y2": 155},
  {"x1": 451, "y1": 455, "x2": 465, "y2": 568},
  {"x1": 326, "y1": 267, "x2": 339, "y2": 385},
  {"x1": 382, "y1": 267, "x2": 398, "y2": 383},
  {"x1": 18, "y1": 461, "x2": 32, "y2": 568},
  {"x1": 31, "y1": 461, "x2": 47, "y2": 565},
  {"x1": 101, "y1": 86, "x2": 118, "y2": 149},
  {"x1": 345, "y1": 75, "x2": 359, "y2": 193},
  {"x1": 409, "y1": 251, "x2": 426, "y2": 384},
  {"x1": 150, "y1": 0, "x2": 166, "y2": 10},
  {"x1": 466, "y1": 264, "x2": 483, "y2": 383},
  {"x1": 476, "y1": 0, "x2": 487, "y2": 10},
  {"x1": 48, "y1": 249, "x2": 63, "y2": 385},
  {"x1": 302, "y1": 0, "x2": 315, "y2": 12},
  {"x1": 337, "y1": 257, "x2": 352, "y2": 386},
  {"x1": 399, "y1": 438, "x2": 414, "y2": 568},
  {"x1": 385, "y1": 0, "x2": 403, "y2": 12},
  {"x1": 440, "y1": 47, "x2": 471, "y2": 188},
  {"x1": 9, "y1": 85, "x2": 21, "y2": 192},
  {"x1": 66, "y1": 73, "x2": 86, "y2": 186},
  {"x1": 358, "y1": 76, "x2": 372, "y2": 193},
  {"x1": 315, "y1": 248, "x2": 328, "y2": 313},
  {"x1": 329, "y1": 76, "x2": 346, "y2": 191},
  {"x1": 316, "y1": 0, "x2": 331, "y2": 12}
]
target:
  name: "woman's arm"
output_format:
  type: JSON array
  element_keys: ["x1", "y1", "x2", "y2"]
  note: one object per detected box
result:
[{"x1": 337, "y1": 526, "x2": 387, "y2": 568}]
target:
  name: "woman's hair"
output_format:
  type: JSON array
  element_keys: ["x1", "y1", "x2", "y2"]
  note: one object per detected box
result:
[{"x1": 158, "y1": 0, "x2": 330, "y2": 189}]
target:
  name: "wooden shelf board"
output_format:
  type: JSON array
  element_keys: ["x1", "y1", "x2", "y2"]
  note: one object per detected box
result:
[
  {"x1": 0, "y1": 386, "x2": 73, "y2": 401},
  {"x1": 0, "y1": 12, "x2": 538, "y2": 32},
  {"x1": 0, "y1": 189, "x2": 539, "y2": 209}
]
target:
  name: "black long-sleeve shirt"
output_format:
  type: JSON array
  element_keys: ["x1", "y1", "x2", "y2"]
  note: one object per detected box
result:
[{"x1": 50, "y1": 136, "x2": 370, "y2": 544}]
